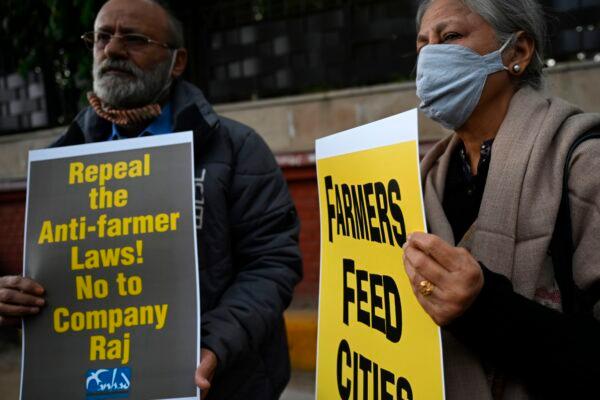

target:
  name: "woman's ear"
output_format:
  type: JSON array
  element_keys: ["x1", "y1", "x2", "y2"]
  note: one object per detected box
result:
[
  {"x1": 505, "y1": 31, "x2": 535, "y2": 76},
  {"x1": 171, "y1": 48, "x2": 188, "y2": 78}
]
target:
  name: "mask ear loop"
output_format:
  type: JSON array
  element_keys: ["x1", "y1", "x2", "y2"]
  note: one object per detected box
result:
[
  {"x1": 499, "y1": 34, "x2": 517, "y2": 71},
  {"x1": 150, "y1": 49, "x2": 179, "y2": 104}
]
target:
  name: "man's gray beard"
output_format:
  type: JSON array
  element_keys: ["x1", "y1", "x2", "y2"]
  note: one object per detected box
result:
[{"x1": 93, "y1": 57, "x2": 172, "y2": 109}]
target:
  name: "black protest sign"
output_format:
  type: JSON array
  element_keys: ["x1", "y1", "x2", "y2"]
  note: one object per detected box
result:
[{"x1": 21, "y1": 133, "x2": 199, "y2": 400}]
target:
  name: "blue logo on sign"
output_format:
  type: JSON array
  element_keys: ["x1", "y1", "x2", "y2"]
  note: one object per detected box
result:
[{"x1": 86, "y1": 367, "x2": 131, "y2": 399}]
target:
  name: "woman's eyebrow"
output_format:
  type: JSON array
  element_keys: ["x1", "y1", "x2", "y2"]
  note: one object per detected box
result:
[{"x1": 417, "y1": 20, "x2": 451, "y2": 43}]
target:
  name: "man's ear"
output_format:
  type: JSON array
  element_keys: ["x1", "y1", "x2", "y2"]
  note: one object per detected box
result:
[
  {"x1": 171, "y1": 48, "x2": 188, "y2": 78},
  {"x1": 506, "y1": 31, "x2": 535, "y2": 76}
]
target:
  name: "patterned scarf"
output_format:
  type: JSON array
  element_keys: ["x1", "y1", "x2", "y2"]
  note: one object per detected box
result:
[{"x1": 87, "y1": 92, "x2": 162, "y2": 127}]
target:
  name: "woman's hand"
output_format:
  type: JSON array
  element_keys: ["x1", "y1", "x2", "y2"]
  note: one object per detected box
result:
[{"x1": 402, "y1": 232, "x2": 484, "y2": 326}]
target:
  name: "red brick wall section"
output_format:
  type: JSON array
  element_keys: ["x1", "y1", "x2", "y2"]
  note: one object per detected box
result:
[
  {"x1": 282, "y1": 166, "x2": 320, "y2": 302},
  {"x1": 0, "y1": 191, "x2": 26, "y2": 276}
]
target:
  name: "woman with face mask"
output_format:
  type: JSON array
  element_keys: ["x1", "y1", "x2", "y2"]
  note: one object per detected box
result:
[{"x1": 403, "y1": 0, "x2": 600, "y2": 398}]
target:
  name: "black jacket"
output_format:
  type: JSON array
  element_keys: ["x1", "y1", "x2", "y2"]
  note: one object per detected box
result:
[{"x1": 53, "y1": 80, "x2": 303, "y2": 399}]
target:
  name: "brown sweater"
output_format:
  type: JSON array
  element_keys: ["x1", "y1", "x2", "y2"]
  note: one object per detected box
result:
[{"x1": 421, "y1": 87, "x2": 600, "y2": 399}]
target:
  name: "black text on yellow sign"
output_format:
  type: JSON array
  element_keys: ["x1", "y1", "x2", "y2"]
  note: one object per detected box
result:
[
  {"x1": 337, "y1": 257, "x2": 413, "y2": 400},
  {"x1": 324, "y1": 176, "x2": 407, "y2": 247},
  {"x1": 316, "y1": 128, "x2": 444, "y2": 400}
]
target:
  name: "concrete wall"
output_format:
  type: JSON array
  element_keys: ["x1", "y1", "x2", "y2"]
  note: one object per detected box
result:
[
  {"x1": 1, "y1": 60, "x2": 599, "y2": 183},
  {"x1": 0, "y1": 127, "x2": 64, "y2": 188},
  {"x1": 218, "y1": 60, "x2": 600, "y2": 153}
]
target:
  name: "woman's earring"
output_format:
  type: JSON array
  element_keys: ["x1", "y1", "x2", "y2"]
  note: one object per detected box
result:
[{"x1": 512, "y1": 64, "x2": 521, "y2": 73}]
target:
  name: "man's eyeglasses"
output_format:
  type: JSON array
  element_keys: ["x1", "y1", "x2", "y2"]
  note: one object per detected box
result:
[{"x1": 81, "y1": 31, "x2": 175, "y2": 51}]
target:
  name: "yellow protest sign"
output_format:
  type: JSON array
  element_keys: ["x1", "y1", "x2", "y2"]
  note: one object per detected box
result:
[{"x1": 315, "y1": 109, "x2": 444, "y2": 399}]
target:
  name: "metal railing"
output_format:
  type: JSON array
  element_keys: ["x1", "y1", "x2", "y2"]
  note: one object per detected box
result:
[{"x1": 1, "y1": 0, "x2": 598, "y2": 134}]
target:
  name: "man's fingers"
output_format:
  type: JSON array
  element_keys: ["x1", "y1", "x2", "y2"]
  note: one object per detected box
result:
[
  {"x1": 0, "y1": 303, "x2": 40, "y2": 317},
  {"x1": 0, "y1": 276, "x2": 45, "y2": 295},
  {"x1": 196, "y1": 348, "x2": 217, "y2": 398},
  {"x1": 195, "y1": 357, "x2": 212, "y2": 387},
  {"x1": 407, "y1": 232, "x2": 459, "y2": 271},
  {"x1": 195, "y1": 369, "x2": 211, "y2": 400},
  {"x1": 0, "y1": 315, "x2": 21, "y2": 327},
  {"x1": 0, "y1": 277, "x2": 44, "y2": 320},
  {"x1": 195, "y1": 372, "x2": 211, "y2": 389},
  {"x1": 0, "y1": 289, "x2": 45, "y2": 307}
]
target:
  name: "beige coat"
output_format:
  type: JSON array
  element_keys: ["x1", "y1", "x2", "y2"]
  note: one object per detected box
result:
[{"x1": 421, "y1": 87, "x2": 600, "y2": 399}]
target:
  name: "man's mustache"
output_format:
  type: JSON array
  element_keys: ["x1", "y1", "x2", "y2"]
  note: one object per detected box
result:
[{"x1": 97, "y1": 60, "x2": 139, "y2": 77}]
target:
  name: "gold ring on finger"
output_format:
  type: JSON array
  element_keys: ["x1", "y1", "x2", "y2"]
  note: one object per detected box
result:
[{"x1": 418, "y1": 280, "x2": 434, "y2": 297}]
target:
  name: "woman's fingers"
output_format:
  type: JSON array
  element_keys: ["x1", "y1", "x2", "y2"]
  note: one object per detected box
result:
[
  {"x1": 403, "y1": 254, "x2": 444, "y2": 306},
  {"x1": 402, "y1": 233, "x2": 484, "y2": 325},
  {"x1": 403, "y1": 245, "x2": 447, "y2": 288},
  {"x1": 407, "y1": 232, "x2": 462, "y2": 272}
]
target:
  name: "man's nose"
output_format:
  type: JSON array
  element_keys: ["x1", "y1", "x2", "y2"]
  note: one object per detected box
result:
[{"x1": 102, "y1": 36, "x2": 128, "y2": 59}]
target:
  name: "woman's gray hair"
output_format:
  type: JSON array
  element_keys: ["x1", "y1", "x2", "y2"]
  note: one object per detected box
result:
[{"x1": 416, "y1": 0, "x2": 546, "y2": 89}]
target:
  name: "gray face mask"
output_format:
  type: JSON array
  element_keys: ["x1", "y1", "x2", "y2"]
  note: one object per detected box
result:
[{"x1": 416, "y1": 37, "x2": 513, "y2": 130}]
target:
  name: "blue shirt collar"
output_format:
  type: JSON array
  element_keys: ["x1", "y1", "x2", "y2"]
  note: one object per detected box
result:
[{"x1": 110, "y1": 102, "x2": 173, "y2": 140}]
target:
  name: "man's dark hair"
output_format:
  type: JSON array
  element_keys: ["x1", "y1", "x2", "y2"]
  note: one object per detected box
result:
[{"x1": 148, "y1": 0, "x2": 185, "y2": 48}]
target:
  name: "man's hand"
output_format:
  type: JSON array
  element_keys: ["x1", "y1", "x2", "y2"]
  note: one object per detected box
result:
[
  {"x1": 195, "y1": 348, "x2": 218, "y2": 399},
  {"x1": 402, "y1": 232, "x2": 484, "y2": 326},
  {"x1": 0, "y1": 276, "x2": 45, "y2": 327}
]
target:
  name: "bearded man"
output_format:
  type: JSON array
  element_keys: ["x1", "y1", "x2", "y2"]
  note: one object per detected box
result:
[{"x1": 0, "y1": 1, "x2": 302, "y2": 399}]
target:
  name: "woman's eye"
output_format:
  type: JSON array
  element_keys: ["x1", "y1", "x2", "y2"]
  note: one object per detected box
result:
[{"x1": 443, "y1": 33, "x2": 461, "y2": 42}]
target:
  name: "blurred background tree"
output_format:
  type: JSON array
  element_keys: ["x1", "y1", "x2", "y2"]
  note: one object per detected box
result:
[
  {"x1": 0, "y1": 0, "x2": 598, "y2": 134},
  {"x1": 0, "y1": 0, "x2": 103, "y2": 125}
]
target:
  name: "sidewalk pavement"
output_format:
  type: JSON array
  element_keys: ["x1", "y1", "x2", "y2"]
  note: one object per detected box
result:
[
  {"x1": 0, "y1": 339, "x2": 20, "y2": 400},
  {"x1": 281, "y1": 370, "x2": 315, "y2": 400}
]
